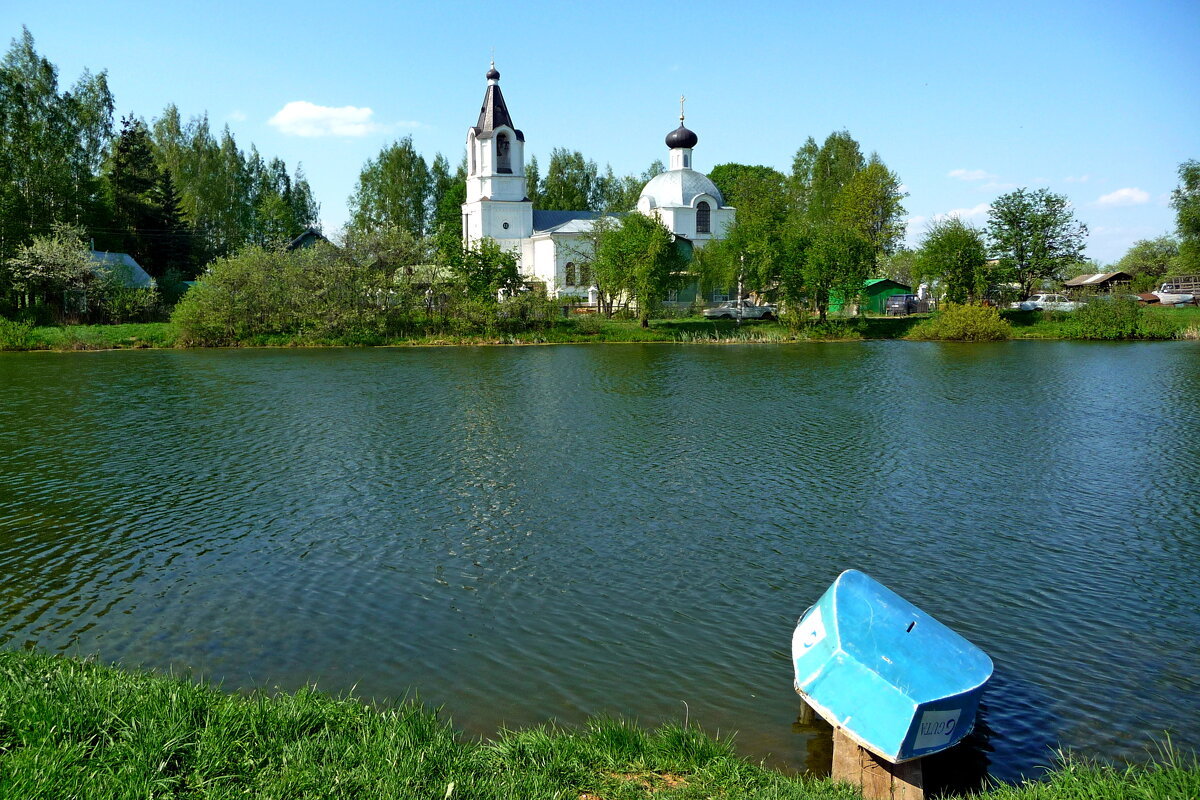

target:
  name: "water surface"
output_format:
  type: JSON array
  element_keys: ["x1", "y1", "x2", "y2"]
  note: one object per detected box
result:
[{"x1": 1, "y1": 342, "x2": 1197, "y2": 785}]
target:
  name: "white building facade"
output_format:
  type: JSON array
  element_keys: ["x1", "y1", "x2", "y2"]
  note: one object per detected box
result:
[{"x1": 462, "y1": 66, "x2": 734, "y2": 299}]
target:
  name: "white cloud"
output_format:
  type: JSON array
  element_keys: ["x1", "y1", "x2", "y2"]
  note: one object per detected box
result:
[
  {"x1": 1096, "y1": 187, "x2": 1150, "y2": 207},
  {"x1": 227, "y1": 110, "x2": 247, "y2": 122},
  {"x1": 941, "y1": 202, "x2": 991, "y2": 221},
  {"x1": 948, "y1": 168, "x2": 996, "y2": 181},
  {"x1": 269, "y1": 101, "x2": 382, "y2": 137}
]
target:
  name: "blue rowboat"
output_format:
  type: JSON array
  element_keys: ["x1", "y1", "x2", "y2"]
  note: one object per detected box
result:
[{"x1": 792, "y1": 569, "x2": 993, "y2": 763}]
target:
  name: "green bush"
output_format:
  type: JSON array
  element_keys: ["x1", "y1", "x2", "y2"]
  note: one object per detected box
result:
[
  {"x1": 1065, "y1": 295, "x2": 1144, "y2": 339},
  {"x1": 906, "y1": 302, "x2": 1012, "y2": 341},
  {"x1": 0, "y1": 317, "x2": 35, "y2": 350}
]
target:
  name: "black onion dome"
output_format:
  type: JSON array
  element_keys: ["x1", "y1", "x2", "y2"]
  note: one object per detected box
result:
[
  {"x1": 665, "y1": 123, "x2": 698, "y2": 149},
  {"x1": 486, "y1": 65, "x2": 500, "y2": 81}
]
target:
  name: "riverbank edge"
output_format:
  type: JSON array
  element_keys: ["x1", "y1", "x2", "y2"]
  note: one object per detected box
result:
[
  {"x1": 3, "y1": 312, "x2": 1200, "y2": 352},
  {"x1": 2, "y1": 650, "x2": 1196, "y2": 799}
]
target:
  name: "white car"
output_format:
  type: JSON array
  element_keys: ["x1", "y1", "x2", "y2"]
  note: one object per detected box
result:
[
  {"x1": 1011, "y1": 293, "x2": 1083, "y2": 312},
  {"x1": 703, "y1": 300, "x2": 778, "y2": 320}
]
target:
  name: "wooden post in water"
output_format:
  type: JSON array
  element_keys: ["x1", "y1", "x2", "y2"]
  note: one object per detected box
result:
[{"x1": 831, "y1": 727, "x2": 924, "y2": 800}]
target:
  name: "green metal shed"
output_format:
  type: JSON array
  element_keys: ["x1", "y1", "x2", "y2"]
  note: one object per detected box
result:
[{"x1": 829, "y1": 279, "x2": 912, "y2": 315}]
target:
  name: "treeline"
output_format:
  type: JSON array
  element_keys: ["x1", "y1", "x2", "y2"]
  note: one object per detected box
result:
[
  {"x1": 346, "y1": 137, "x2": 666, "y2": 263},
  {"x1": 0, "y1": 27, "x2": 318, "y2": 319},
  {"x1": 696, "y1": 131, "x2": 907, "y2": 319}
]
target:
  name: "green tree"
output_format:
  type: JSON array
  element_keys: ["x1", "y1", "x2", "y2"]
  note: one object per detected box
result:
[
  {"x1": 540, "y1": 148, "x2": 598, "y2": 211},
  {"x1": 525, "y1": 154, "x2": 542, "y2": 207},
  {"x1": 915, "y1": 217, "x2": 989, "y2": 304},
  {"x1": 594, "y1": 212, "x2": 687, "y2": 327},
  {"x1": 1171, "y1": 159, "x2": 1200, "y2": 272},
  {"x1": 1115, "y1": 235, "x2": 1179, "y2": 290},
  {"x1": 800, "y1": 131, "x2": 864, "y2": 225},
  {"x1": 880, "y1": 248, "x2": 918, "y2": 287},
  {"x1": 102, "y1": 116, "x2": 161, "y2": 257},
  {"x1": 349, "y1": 135, "x2": 431, "y2": 237},
  {"x1": 834, "y1": 154, "x2": 907, "y2": 266},
  {"x1": 3, "y1": 222, "x2": 94, "y2": 314},
  {"x1": 797, "y1": 223, "x2": 873, "y2": 321},
  {"x1": 0, "y1": 28, "x2": 113, "y2": 263},
  {"x1": 986, "y1": 187, "x2": 1088, "y2": 298},
  {"x1": 695, "y1": 164, "x2": 792, "y2": 298},
  {"x1": 451, "y1": 238, "x2": 521, "y2": 300}
]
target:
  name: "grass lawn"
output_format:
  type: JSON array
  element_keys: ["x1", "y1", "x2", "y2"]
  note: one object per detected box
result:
[{"x1": 2, "y1": 650, "x2": 1197, "y2": 799}]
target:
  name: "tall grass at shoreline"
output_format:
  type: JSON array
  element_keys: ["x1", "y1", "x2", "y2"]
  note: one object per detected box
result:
[{"x1": 2, "y1": 651, "x2": 1196, "y2": 799}]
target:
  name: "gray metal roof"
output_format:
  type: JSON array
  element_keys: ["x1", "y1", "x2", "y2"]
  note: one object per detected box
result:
[
  {"x1": 532, "y1": 209, "x2": 599, "y2": 233},
  {"x1": 638, "y1": 168, "x2": 724, "y2": 209},
  {"x1": 1063, "y1": 271, "x2": 1132, "y2": 287},
  {"x1": 89, "y1": 251, "x2": 153, "y2": 288}
]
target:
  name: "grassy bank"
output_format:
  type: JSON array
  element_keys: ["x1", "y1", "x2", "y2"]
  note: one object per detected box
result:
[
  {"x1": 3, "y1": 307, "x2": 1199, "y2": 352},
  {"x1": 2, "y1": 651, "x2": 1196, "y2": 799}
]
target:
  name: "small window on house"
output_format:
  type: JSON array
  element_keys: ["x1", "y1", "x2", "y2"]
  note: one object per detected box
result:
[
  {"x1": 580, "y1": 264, "x2": 592, "y2": 285},
  {"x1": 565, "y1": 262, "x2": 576, "y2": 286},
  {"x1": 696, "y1": 201, "x2": 711, "y2": 234},
  {"x1": 667, "y1": 289, "x2": 679, "y2": 302},
  {"x1": 496, "y1": 133, "x2": 512, "y2": 174},
  {"x1": 712, "y1": 287, "x2": 729, "y2": 302}
]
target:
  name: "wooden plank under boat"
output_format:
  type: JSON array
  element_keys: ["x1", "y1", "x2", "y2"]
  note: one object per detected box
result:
[{"x1": 792, "y1": 569, "x2": 993, "y2": 764}]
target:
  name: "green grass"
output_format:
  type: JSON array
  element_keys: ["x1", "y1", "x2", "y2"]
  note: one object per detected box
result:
[
  {"x1": 1, "y1": 651, "x2": 1196, "y2": 799},
  {"x1": 1004, "y1": 305, "x2": 1200, "y2": 340},
  {"x1": 3, "y1": 307, "x2": 1199, "y2": 352}
]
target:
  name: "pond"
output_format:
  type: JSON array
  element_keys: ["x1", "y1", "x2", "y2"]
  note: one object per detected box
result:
[{"x1": 1, "y1": 341, "x2": 1197, "y2": 785}]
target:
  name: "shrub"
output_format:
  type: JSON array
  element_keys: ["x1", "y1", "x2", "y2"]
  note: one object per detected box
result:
[
  {"x1": 906, "y1": 302, "x2": 1012, "y2": 341},
  {"x1": 1065, "y1": 295, "x2": 1143, "y2": 339},
  {"x1": 0, "y1": 317, "x2": 35, "y2": 350}
]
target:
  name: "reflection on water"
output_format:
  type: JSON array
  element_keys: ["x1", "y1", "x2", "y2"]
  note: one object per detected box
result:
[{"x1": 1, "y1": 342, "x2": 1198, "y2": 785}]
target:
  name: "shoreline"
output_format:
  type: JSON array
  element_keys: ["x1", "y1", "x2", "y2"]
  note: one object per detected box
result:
[
  {"x1": 1, "y1": 649, "x2": 1195, "y2": 799},
  {"x1": 2, "y1": 308, "x2": 1199, "y2": 353}
]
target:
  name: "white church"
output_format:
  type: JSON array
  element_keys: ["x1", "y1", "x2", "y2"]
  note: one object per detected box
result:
[{"x1": 461, "y1": 64, "x2": 735, "y2": 299}]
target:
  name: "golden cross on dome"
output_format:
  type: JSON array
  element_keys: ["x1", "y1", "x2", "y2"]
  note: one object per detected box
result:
[{"x1": 679, "y1": 94, "x2": 686, "y2": 121}]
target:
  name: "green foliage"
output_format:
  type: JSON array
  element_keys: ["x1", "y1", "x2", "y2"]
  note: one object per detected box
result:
[
  {"x1": 151, "y1": 104, "x2": 315, "y2": 268},
  {"x1": 798, "y1": 130, "x2": 865, "y2": 224},
  {"x1": 349, "y1": 135, "x2": 431, "y2": 237},
  {"x1": 3, "y1": 223, "x2": 95, "y2": 316},
  {"x1": 450, "y1": 238, "x2": 522, "y2": 300},
  {"x1": 540, "y1": 148, "x2": 599, "y2": 211},
  {"x1": 1116, "y1": 235, "x2": 1179, "y2": 289},
  {"x1": 796, "y1": 223, "x2": 873, "y2": 321},
  {"x1": 916, "y1": 217, "x2": 989, "y2": 303},
  {"x1": 834, "y1": 154, "x2": 908, "y2": 263},
  {"x1": 987, "y1": 188, "x2": 1088, "y2": 297},
  {"x1": 594, "y1": 213, "x2": 688, "y2": 326},
  {"x1": 0, "y1": 316, "x2": 34, "y2": 350},
  {"x1": 907, "y1": 302, "x2": 1013, "y2": 341},
  {"x1": 0, "y1": 28, "x2": 113, "y2": 264},
  {"x1": 171, "y1": 244, "x2": 397, "y2": 345},
  {"x1": 1061, "y1": 295, "x2": 1186, "y2": 340},
  {"x1": 697, "y1": 164, "x2": 793, "y2": 297},
  {"x1": 1172, "y1": 159, "x2": 1200, "y2": 272}
]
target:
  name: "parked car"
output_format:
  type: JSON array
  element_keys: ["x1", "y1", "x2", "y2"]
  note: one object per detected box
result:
[
  {"x1": 703, "y1": 299, "x2": 777, "y2": 320},
  {"x1": 884, "y1": 294, "x2": 928, "y2": 315},
  {"x1": 1010, "y1": 293, "x2": 1084, "y2": 312}
]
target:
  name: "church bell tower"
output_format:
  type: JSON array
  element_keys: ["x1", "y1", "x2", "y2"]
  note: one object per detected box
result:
[{"x1": 462, "y1": 63, "x2": 533, "y2": 250}]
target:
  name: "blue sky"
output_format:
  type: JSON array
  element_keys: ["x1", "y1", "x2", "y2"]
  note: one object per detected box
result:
[{"x1": 4, "y1": 0, "x2": 1197, "y2": 263}]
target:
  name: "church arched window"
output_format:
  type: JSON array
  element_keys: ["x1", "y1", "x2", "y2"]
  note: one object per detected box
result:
[
  {"x1": 696, "y1": 201, "x2": 711, "y2": 234},
  {"x1": 565, "y1": 262, "x2": 576, "y2": 286},
  {"x1": 468, "y1": 132, "x2": 477, "y2": 175},
  {"x1": 496, "y1": 133, "x2": 512, "y2": 174}
]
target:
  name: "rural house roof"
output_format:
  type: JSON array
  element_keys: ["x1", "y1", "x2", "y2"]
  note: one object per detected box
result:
[
  {"x1": 89, "y1": 251, "x2": 153, "y2": 288},
  {"x1": 1064, "y1": 271, "x2": 1133, "y2": 287}
]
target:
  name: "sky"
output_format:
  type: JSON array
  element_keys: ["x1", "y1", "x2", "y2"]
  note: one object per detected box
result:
[{"x1": 4, "y1": 0, "x2": 1197, "y2": 264}]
